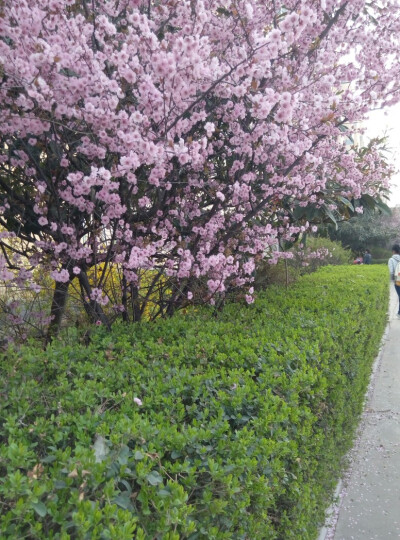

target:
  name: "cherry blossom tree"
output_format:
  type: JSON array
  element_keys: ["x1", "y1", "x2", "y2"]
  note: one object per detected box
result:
[{"x1": 1, "y1": 0, "x2": 399, "y2": 339}]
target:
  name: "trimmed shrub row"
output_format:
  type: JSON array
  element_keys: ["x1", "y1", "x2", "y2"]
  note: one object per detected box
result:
[{"x1": 0, "y1": 265, "x2": 388, "y2": 539}]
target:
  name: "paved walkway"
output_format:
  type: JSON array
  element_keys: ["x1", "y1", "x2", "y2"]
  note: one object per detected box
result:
[{"x1": 321, "y1": 283, "x2": 400, "y2": 540}]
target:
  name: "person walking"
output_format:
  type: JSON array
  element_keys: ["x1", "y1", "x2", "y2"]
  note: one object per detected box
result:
[
  {"x1": 363, "y1": 249, "x2": 372, "y2": 264},
  {"x1": 388, "y1": 244, "x2": 400, "y2": 319}
]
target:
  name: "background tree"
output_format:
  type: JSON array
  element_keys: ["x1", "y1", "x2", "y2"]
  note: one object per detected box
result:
[
  {"x1": 1, "y1": 0, "x2": 400, "y2": 340},
  {"x1": 329, "y1": 205, "x2": 400, "y2": 256}
]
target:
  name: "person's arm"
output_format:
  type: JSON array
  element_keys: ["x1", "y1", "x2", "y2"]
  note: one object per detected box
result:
[{"x1": 388, "y1": 257, "x2": 395, "y2": 280}]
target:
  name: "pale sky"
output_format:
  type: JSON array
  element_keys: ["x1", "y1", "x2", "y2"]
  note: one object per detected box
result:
[{"x1": 364, "y1": 103, "x2": 400, "y2": 207}]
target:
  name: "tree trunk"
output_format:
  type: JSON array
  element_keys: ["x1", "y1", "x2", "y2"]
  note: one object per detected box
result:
[
  {"x1": 284, "y1": 258, "x2": 289, "y2": 288},
  {"x1": 45, "y1": 280, "x2": 70, "y2": 345},
  {"x1": 121, "y1": 275, "x2": 129, "y2": 322},
  {"x1": 131, "y1": 284, "x2": 142, "y2": 322},
  {"x1": 78, "y1": 271, "x2": 111, "y2": 329}
]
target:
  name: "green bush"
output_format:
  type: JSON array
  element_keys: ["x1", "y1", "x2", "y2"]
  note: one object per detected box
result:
[
  {"x1": 0, "y1": 266, "x2": 388, "y2": 539},
  {"x1": 366, "y1": 246, "x2": 392, "y2": 261},
  {"x1": 302, "y1": 236, "x2": 352, "y2": 267},
  {"x1": 254, "y1": 238, "x2": 351, "y2": 290}
]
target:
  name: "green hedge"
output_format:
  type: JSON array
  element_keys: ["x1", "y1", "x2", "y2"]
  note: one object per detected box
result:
[{"x1": 0, "y1": 266, "x2": 388, "y2": 539}]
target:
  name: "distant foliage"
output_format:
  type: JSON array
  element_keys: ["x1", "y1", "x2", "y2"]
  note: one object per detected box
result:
[
  {"x1": 291, "y1": 236, "x2": 352, "y2": 273},
  {"x1": 329, "y1": 206, "x2": 400, "y2": 254},
  {"x1": 254, "y1": 237, "x2": 351, "y2": 289}
]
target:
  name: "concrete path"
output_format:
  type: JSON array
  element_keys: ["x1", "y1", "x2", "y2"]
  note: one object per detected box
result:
[{"x1": 321, "y1": 283, "x2": 400, "y2": 540}]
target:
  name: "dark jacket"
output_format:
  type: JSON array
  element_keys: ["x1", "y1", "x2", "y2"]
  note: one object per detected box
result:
[{"x1": 363, "y1": 252, "x2": 372, "y2": 264}]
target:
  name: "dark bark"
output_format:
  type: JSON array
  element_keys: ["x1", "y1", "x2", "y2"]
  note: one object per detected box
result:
[
  {"x1": 130, "y1": 284, "x2": 142, "y2": 322},
  {"x1": 121, "y1": 274, "x2": 129, "y2": 322},
  {"x1": 78, "y1": 271, "x2": 111, "y2": 329},
  {"x1": 46, "y1": 280, "x2": 70, "y2": 345}
]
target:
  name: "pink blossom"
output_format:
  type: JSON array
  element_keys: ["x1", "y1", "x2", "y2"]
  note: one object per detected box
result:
[
  {"x1": 30, "y1": 282, "x2": 41, "y2": 293},
  {"x1": 51, "y1": 269, "x2": 70, "y2": 283},
  {"x1": 205, "y1": 122, "x2": 215, "y2": 137},
  {"x1": 90, "y1": 288, "x2": 109, "y2": 306}
]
